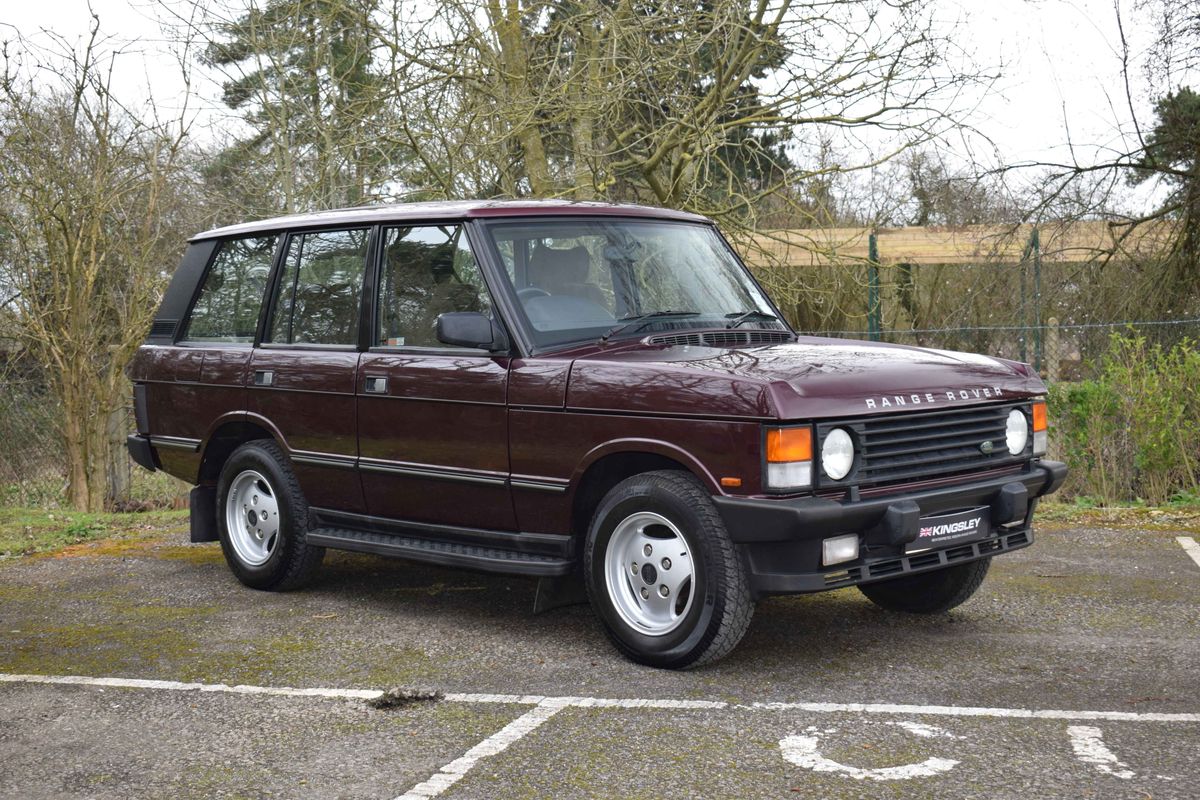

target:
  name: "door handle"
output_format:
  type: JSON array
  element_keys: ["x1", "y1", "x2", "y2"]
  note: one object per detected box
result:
[
  {"x1": 253, "y1": 370, "x2": 274, "y2": 387},
  {"x1": 365, "y1": 376, "x2": 388, "y2": 394}
]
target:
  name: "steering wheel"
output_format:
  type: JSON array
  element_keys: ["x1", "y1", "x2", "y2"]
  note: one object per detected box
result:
[{"x1": 518, "y1": 287, "x2": 551, "y2": 301}]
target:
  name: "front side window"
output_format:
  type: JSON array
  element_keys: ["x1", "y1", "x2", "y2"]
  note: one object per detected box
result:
[
  {"x1": 377, "y1": 224, "x2": 492, "y2": 348},
  {"x1": 268, "y1": 228, "x2": 368, "y2": 345},
  {"x1": 484, "y1": 219, "x2": 782, "y2": 349},
  {"x1": 183, "y1": 235, "x2": 278, "y2": 343}
]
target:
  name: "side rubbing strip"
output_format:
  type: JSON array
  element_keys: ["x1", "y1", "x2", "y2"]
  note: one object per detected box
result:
[
  {"x1": 357, "y1": 458, "x2": 508, "y2": 487},
  {"x1": 290, "y1": 451, "x2": 358, "y2": 470},
  {"x1": 509, "y1": 478, "x2": 569, "y2": 494},
  {"x1": 149, "y1": 436, "x2": 201, "y2": 452}
]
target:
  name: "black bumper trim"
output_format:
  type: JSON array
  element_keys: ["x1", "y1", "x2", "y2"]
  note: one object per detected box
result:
[
  {"x1": 126, "y1": 434, "x2": 158, "y2": 472},
  {"x1": 750, "y1": 528, "x2": 1033, "y2": 594},
  {"x1": 715, "y1": 461, "x2": 1066, "y2": 544}
]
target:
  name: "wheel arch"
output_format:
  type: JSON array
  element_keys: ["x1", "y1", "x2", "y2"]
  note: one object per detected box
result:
[
  {"x1": 568, "y1": 440, "x2": 718, "y2": 545},
  {"x1": 198, "y1": 413, "x2": 286, "y2": 485}
]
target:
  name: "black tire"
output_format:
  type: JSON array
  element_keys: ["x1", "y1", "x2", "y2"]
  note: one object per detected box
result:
[
  {"x1": 216, "y1": 439, "x2": 324, "y2": 591},
  {"x1": 584, "y1": 470, "x2": 754, "y2": 669},
  {"x1": 857, "y1": 557, "x2": 991, "y2": 614}
]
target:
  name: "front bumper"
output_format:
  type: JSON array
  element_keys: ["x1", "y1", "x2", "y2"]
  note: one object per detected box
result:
[{"x1": 714, "y1": 460, "x2": 1067, "y2": 596}]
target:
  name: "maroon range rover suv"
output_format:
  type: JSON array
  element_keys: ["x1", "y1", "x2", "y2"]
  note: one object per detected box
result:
[{"x1": 127, "y1": 200, "x2": 1066, "y2": 668}]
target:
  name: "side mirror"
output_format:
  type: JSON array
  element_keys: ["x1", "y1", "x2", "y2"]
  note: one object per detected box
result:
[{"x1": 436, "y1": 312, "x2": 509, "y2": 352}]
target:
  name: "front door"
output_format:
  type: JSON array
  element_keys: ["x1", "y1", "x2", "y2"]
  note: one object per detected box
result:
[
  {"x1": 249, "y1": 226, "x2": 371, "y2": 513},
  {"x1": 356, "y1": 223, "x2": 514, "y2": 531}
]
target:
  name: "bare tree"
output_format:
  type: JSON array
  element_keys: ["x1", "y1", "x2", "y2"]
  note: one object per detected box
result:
[
  {"x1": 383, "y1": 0, "x2": 990, "y2": 233},
  {"x1": 0, "y1": 22, "x2": 189, "y2": 511},
  {"x1": 1011, "y1": 0, "x2": 1200, "y2": 318}
]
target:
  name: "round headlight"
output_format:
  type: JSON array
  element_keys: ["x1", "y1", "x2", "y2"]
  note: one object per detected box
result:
[
  {"x1": 1006, "y1": 409, "x2": 1029, "y2": 455},
  {"x1": 821, "y1": 428, "x2": 855, "y2": 480}
]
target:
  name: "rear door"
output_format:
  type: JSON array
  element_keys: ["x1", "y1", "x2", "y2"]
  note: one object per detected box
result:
[
  {"x1": 248, "y1": 227, "x2": 371, "y2": 513},
  {"x1": 356, "y1": 222, "x2": 514, "y2": 530},
  {"x1": 140, "y1": 235, "x2": 279, "y2": 479}
]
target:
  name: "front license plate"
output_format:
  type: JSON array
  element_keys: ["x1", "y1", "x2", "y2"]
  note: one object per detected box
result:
[{"x1": 905, "y1": 507, "x2": 990, "y2": 554}]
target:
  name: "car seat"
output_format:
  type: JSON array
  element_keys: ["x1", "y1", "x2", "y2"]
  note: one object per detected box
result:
[{"x1": 527, "y1": 245, "x2": 607, "y2": 308}]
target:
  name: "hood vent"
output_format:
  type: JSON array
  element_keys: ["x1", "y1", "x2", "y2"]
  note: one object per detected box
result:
[{"x1": 647, "y1": 329, "x2": 793, "y2": 348}]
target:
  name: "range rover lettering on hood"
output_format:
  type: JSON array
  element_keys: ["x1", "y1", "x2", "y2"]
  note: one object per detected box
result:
[{"x1": 865, "y1": 386, "x2": 1005, "y2": 410}]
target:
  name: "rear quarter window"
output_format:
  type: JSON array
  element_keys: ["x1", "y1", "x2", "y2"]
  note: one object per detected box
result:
[{"x1": 182, "y1": 235, "x2": 279, "y2": 343}]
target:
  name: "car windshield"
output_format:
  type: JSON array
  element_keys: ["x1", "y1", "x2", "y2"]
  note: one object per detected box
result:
[{"x1": 483, "y1": 219, "x2": 785, "y2": 349}]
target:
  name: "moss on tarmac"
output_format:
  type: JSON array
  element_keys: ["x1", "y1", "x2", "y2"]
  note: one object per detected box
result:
[{"x1": 1, "y1": 504, "x2": 1199, "y2": 797}]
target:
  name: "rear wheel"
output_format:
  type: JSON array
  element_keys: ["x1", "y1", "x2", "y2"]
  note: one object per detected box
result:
[
  {"x1": 216, "y1": 440, "x2": 324, "y2": 591},
  {"x1": 857, "y1": 558, "x2": 991, "y2": 614},
  {"x1": 584, "y1": 471, "x2": 753, "y2": 669}
]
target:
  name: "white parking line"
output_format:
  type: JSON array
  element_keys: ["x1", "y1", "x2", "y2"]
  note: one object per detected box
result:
[
  {"x1": 2, "y1": 673, "x2": 1198, "y2": 722},
  {"x1": 4, "y1": 672, "x2": 1198, "y2": 795},
  {"x1": 753, "y1": 701, "x2": 1200, "y2": 724},
  {"x1": 0, "y1": 672, "x2": 380, "y2": 700},
  {"x1": 393, "y1": 699, "x2": 567, "y2": 800},
  {"x1": 1067, "y1": 725, "x2": 1135, "y2": 779},
  {"x1": 1177, "y1": 536, "x2": 1200, "y2": 571}
]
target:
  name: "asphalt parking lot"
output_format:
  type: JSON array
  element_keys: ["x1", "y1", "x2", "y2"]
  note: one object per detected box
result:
[{"x1": 1, "y1": 519, "x2": 1198, "y2": 799}]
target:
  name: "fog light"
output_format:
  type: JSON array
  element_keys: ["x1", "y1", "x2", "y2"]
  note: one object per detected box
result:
[{"x1": 822, "y1": 534, "x2": 859, "y2": 566}]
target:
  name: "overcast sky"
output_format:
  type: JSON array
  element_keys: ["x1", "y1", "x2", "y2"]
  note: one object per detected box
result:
[{"x1": 0, "y1": 0, "x2": 1176, "y2": 180}]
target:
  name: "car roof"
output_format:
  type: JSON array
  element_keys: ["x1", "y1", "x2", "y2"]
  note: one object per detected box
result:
[{"x1": 190, "y1": 199, "x2": 711, "y2": 241}]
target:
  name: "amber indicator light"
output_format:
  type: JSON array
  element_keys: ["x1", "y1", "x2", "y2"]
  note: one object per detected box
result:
[
  {"x1": 766, "y1": 427, "x2": 813, "y2": 463},
  {"x1": 1032, "y1": 401, "x2": 1048, "y2": 432},
  {"x1": 720, "y1": 477, "x2": 743, "y2": 488}
]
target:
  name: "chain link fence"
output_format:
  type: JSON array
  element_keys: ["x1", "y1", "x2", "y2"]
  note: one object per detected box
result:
[
  {"x1": 0, "y1": 375, "x2": 185, "y2": 509},
  {"x1": 0, "y1": 377, "x2": 65, "y2": 507}
]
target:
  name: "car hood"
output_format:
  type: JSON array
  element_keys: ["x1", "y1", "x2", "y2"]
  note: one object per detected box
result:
[{"x1": 564, "y1": 336, "x2": 1046, "y2": 420}]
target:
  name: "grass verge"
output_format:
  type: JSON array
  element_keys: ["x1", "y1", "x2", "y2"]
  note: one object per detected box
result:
[
  {"x1": 0, "y1": 507, "x2": 189, "y2": 559},
  {"x1": 1037, "y1": 498, "x2": 1200, "y2": 530}
]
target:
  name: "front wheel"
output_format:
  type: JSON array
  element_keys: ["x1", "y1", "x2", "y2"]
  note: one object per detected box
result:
[
  {"x1": 584, "y1": 471, "x2": 754, "y2": 669},
  {"x1": 857, "y1": 557, "x2": 991, "y2": 614}
]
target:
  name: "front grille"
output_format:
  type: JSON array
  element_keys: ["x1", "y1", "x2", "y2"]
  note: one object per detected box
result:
[
  {"x1": 818, "y1": 402, "x2": 1029, "y2": 490},
  {"x1": 647, "y1": 329, "x2": 793, "y2": 348}
]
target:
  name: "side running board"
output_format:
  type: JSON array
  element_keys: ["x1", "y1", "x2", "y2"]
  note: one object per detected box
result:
[{"x1": 305, "y1": 527, "x2": 574, "y2": 577}]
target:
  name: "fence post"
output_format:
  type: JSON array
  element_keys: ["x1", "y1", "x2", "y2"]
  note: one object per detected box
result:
[
  {"x1": 867, "y1": 231, "x2": 881, "y2": 341},
  {"x1": 1032, "y1": 227, "x2": 1043, "y2": 372},
  {"x1": 1018, "y1": 227, "x2": 1037, "y2": 363},
  {"x1": 1045, "y1": 316, "x2": 1060, "y2": 383}
]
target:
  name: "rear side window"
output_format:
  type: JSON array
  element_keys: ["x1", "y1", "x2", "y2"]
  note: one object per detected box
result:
[
  {"x1": 268, "y1": 228, "x2": 369, "y2": 345},
  {"x1": 182, "y1": 235, "x2": 278, "y2": 343}
]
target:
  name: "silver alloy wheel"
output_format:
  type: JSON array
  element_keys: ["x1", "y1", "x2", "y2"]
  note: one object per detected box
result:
[
  {"x1": 225, "y1": 469, "x2": 281, "y2": 567},
  {"x1": 604, "y1": 511, "x2": 695, "y2": 636}
]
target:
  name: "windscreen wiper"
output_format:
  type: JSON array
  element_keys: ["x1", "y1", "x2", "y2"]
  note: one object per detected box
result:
[
  {"x1": 725, "y1": 310, "x2": 779, "y2": 329},
  {"x1": 600, "y1": 311, "x2": 700, "y2": 344}
]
